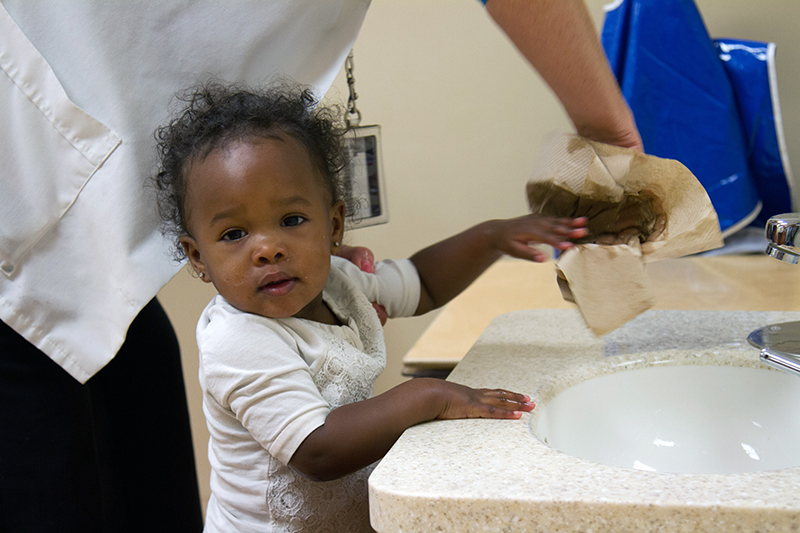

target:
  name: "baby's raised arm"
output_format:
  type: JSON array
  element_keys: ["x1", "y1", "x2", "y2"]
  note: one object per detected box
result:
[{"x1": 410, "y1": 214, "x2": 588, "y2": 315}]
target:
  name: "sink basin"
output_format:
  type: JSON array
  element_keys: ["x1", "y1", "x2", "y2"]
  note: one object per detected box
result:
[
  {"x1": 371, "y1": 310, "x2": 800, "y2": 533},
  {"x1": 536, "y1": 364, "x2": 800, "y2": 474}
]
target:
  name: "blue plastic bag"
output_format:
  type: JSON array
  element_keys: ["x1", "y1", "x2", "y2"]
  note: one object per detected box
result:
[
  {"x1": 602, "y1": 0, "x2": 793, "y2": 236},
  {"x1": 714, "y1": 38, "x2": 794, "y2": 225}
]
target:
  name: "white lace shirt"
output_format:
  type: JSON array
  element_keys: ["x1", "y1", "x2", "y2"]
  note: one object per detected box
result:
[{"x1": 197, "y1": 256, "x2": 420, "y2": 533}]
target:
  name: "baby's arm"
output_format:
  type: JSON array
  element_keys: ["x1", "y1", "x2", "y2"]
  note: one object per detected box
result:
[
  {"x1": 411, "y1": 214, "x2": 587, "y2": 315},
  {"x1": 288, "y1": 377, "x2": 533, "y2": 481},
  {"x1": 289, "y1": 214, "x2": 583, "y2": 481}
]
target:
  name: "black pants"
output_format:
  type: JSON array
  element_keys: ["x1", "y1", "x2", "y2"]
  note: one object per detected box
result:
[{"x1": 0, "y1": 299, "x2": 203, "y2": 532}]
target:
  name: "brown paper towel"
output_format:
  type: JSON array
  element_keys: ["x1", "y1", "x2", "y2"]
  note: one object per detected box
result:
[{"x1": 528, "y1": 133, "x2": 724, "y2": 335}]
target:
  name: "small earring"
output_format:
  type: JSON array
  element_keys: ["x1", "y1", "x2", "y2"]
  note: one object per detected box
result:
[
  {"x1": 333, "y1": 241, "x2": 340, "y2": 247},
  {"x1": 198, "y1": 272, "x2": 205, "y2": 279}
]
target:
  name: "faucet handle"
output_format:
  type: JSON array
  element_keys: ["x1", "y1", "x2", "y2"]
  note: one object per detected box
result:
[{"x1": 766, "y1": 213, "x2": 800, "y2": 264}]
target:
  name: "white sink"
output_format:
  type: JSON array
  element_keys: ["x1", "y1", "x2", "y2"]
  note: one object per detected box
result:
[
  {"x1": 371, "y1": 310, "x2": 800, "y2": 533},
  {"x1": 536, "y1": 364, "x2": 800, "y2": 474}
]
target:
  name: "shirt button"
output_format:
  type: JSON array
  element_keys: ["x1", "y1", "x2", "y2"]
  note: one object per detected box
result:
[{"x1": 1, "y1": 263, "x2": 14, "y2": 274}]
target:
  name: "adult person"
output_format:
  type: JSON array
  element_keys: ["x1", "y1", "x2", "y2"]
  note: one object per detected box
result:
[
  {"x1": 342, "y1": 0, "x2": 644, "y2": 274},
  {"x1": 0, "y1": 1, "x2": 640, "y2": 531}
]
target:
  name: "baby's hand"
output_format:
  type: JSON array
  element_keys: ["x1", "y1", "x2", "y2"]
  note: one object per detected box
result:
[
  {"x1": 434, "y1": 381, "x2": 535, "y2": 420},
  {"x1": 491, "y1": 214, "x2": 588, "y2": 262}
]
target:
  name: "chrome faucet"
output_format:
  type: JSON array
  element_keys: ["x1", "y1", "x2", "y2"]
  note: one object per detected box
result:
[
  {"x1": 765, "y1": 213, "x2": 800, "y2": 264},
  {"x1": 748, "y1": 213, "x2": 800, "y2": 376}
]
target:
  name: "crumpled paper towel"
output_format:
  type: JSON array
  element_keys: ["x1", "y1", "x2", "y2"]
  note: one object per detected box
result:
[{"x1": 528, "y1": 133, "x2": 724, "y2": 335}]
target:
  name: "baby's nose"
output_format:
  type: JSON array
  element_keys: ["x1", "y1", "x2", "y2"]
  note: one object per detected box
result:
[{"x1": 252, "y1": 235, "x2": 286, "y2": 264}]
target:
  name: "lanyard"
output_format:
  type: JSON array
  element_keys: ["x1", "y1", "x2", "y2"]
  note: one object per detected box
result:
[{"x1": 343, "y1": 50, "x2": 389, "y2": 228}]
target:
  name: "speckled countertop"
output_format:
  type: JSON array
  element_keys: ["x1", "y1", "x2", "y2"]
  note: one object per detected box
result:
[{"x1": 369, "y1": 309, "x2": 800, "y2": 532}]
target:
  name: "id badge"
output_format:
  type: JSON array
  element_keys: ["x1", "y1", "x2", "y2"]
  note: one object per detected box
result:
[{"x1": 342, "y1": 124, "x2": 388, "y2": 228}]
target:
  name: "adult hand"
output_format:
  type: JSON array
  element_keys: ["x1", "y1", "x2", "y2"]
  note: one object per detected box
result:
[
  {"x1": 574, "y1": 111, "x2": 644, "y2": 153},
  {"x1": 335, "y1": 244, "x2": 389, "y2": 325}
]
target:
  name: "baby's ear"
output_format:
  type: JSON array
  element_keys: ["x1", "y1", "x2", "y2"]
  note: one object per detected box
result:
[
  {"x1": 179, "y1": 235, "x2": 211, "y2": 283},
  {"x1": 330, "y1": 200, "x2": 346, "y2": 246}
]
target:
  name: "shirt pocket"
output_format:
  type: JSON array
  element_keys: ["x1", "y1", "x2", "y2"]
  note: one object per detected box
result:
[{"x1": 0, "y1": 4, "x2": 120, "y2": 277}]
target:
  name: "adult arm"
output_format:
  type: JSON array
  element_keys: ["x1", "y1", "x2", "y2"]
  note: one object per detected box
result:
[{"x1": 485, "y1": 0, "x2": 643, "y2": 151}]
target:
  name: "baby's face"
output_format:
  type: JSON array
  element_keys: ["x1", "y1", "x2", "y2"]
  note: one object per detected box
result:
[{"x1": 180, "y1": 134, "x2": 344, "y2": 321}]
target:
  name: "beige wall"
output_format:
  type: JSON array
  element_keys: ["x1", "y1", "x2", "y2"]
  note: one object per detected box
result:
[{"x1": 156, "y1": 0, "x2": 800, "y2": 513}]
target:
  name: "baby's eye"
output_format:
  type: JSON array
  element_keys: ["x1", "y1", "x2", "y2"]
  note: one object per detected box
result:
[
  {"x1": 281, "y1": 215, "x2": 306, "y2": 227},
  {"x1": 221, "y1": 229, "x2": 247, "y2": 241}
]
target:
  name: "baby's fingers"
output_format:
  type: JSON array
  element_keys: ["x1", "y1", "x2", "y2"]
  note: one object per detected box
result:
[
  {"x1": 506, "y1": 242, "x2": 549, "y2": 263},
  {"x1": 477, "y1": 389, "x2": 535, "y2": 418},
  {"x1": 435, "y1": 382, "x2": 535, "y2": 420},
  {"x1": 506, "y1": 216, "x2": 589, "y2": 255},
  {"x1": 542, "y1": 218, "x2": 589, "y2": 248}
]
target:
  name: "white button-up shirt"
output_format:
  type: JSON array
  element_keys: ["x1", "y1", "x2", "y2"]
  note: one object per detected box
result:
[{"x1": 0, "y1": 0, "x2": 369, "y2": 382}]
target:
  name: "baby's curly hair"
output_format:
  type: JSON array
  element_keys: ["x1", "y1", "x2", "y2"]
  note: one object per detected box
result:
[{"x1": 152, "y1": 79, "x2": 350, "y2": 261}]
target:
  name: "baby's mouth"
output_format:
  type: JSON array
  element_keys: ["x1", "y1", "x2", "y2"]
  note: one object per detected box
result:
[{"x1": 259, "y1": 275, "x2": 298, "y2": 296}]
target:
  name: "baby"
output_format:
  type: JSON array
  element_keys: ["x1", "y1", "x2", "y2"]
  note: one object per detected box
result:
[{"x1": 152, "y1": 80, "x2": 587, "y2": 532}]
